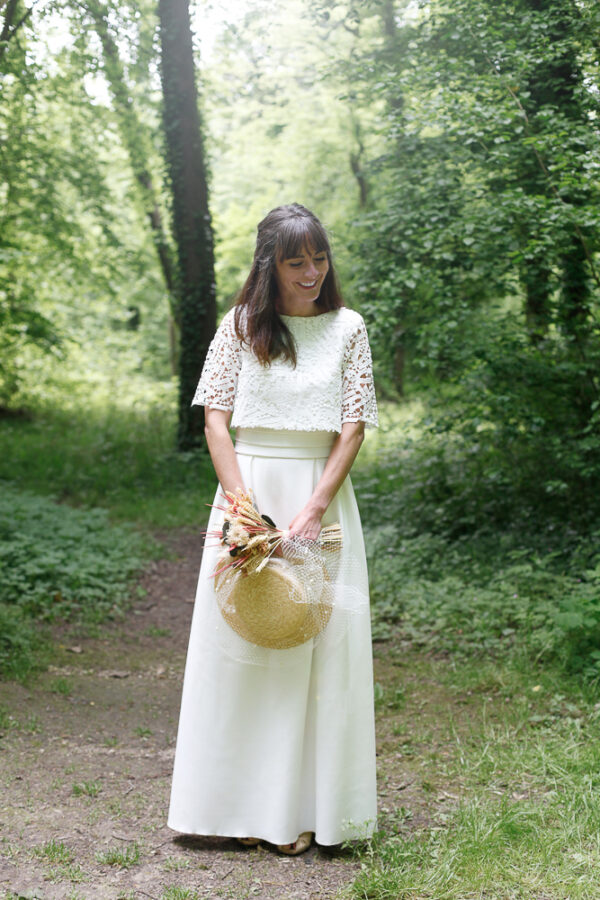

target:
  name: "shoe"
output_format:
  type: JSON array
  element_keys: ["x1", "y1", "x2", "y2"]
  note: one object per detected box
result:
[
  {"x1": 237, "y1": 837, "x2": 261, "y2": 847},
  {"x1": 277, "y1": 831, "x2": 313, "y2": 855}
]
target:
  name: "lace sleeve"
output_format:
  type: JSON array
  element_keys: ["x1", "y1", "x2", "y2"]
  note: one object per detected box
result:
[
  {"x1": 341, "y1": 316, "x2": 378, "y2": 428},
  {"x1": 192, "y1": 309, "x2": 242, "y2": 410}
]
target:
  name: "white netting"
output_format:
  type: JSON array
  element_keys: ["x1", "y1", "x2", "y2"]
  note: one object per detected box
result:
[
  {"x1": 210, "y1": 535, "x2": 366, "y2": 666},
  {"x1": 204, "y1": 490, "x2": 367, "y2": 666}
]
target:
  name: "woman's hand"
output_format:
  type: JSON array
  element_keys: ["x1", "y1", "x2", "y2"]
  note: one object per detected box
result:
[
  {"x1": 204, "y1": 408, "x2": 245, "y2": 496},
  {"x1": 287, "y1": 503, "x2": 324, "y2": 542},
  {"x1": 288, "y1": 422, "x2": 365, "y2": 541}
]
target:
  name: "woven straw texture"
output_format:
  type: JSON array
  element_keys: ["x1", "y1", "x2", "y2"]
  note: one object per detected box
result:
[{"x1": 216, "y1": 555, "x2": 333, "y2": 649}]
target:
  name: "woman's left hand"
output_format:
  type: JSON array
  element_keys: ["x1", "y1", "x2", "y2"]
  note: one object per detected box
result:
[
  {"x1": 287, "y1": 503, "x2": 324, "y2": 542},
  {"x1": 287, "y1": 423, "x2": 365, "y2": 543}
]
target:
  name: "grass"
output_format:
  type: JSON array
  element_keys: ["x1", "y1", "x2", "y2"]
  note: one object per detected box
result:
[
  {"x1": 161, "y1": 888, "x2": 201, "y2": 900},
  {"x1": 0, "y1": 396, "x2": 217, "y2": 527},
  {"x1": 50, "y1": 677, "x2": 73, "y2": 696},
  {"x1": 0, "y1": 706, "x2": 17, "y2": 733},
  {"x1": 162, "y1": 856, "x2": 191, "y2": 872},
  {"x1": 135, "y1": 726, "x2": 153, "y2": 737},
  {"x1": 144, "y1": 625, "x2": 172, "y2": 637},
  {"x1": 32, "y1": 839, "x2": 74, "y2": 865},
  {"x1": 72, "y1": 780, "x2": 102, "y2": 798},
  {"x1": 95, "y1": 842, "x2": 141, "y2": 868},
  {"x1": 30, "y1": 840, "x2": 87, "y2": 887},
  {"x1": 348, "y1": 651, "x2": 600, "y2": 900}
]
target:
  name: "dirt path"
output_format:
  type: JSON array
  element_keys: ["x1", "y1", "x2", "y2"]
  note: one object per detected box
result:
[{"x1": 0, "y1": 530, "x2": 437, "y2": 900}]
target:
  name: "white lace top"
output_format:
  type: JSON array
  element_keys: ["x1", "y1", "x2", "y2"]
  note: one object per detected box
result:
[{"x1": 192, "y1": 306, "x2": 378, "y2": 432}]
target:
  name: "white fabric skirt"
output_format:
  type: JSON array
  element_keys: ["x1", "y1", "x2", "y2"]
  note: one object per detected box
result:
[{"x1": 167, "y1": 428, "x2": 377, "y2": 846}]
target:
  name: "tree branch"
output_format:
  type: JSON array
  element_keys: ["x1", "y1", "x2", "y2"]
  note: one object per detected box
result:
[
  {"x1": 0, "y1": 0, "x2": 37, "y2": 63},
  {"x1": 468, "y1": 22, "x2": 600, "y2": 293}
]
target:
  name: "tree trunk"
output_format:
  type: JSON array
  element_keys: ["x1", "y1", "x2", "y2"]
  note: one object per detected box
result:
[
  {"x1": 559, "y1": 234, "x2": 590, "y2": 336},
  {"x1": 0, "y1": 0, "x2": 34, "y2": 65},
  {"x1": 349, "y1": 115, "x2": 369, "y2": 208},
  {"x1": 517, "y1": 0, "x2": 591, "y2": 340},
  {"x1": 521, "y1": 254, "x2": 552, "y2": 344},
  {"x1": 84, "y1": 0, "x2": 180, "y2": 374},
  {"x1": 159, "y1": 0, "x2": 216, "y2": 451},
  {"x1": 380, "y1": 0, "x2": 403, "y2": 116}
]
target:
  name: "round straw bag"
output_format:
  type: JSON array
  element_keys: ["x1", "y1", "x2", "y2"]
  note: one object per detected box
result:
[{"x1": 215, "y1": 556, "x2": 333, "y2": 650}]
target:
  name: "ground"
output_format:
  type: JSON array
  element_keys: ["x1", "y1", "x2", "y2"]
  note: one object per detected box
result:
[{"x1": 0, "y1": 530, "x2": 441, "y2": 900}]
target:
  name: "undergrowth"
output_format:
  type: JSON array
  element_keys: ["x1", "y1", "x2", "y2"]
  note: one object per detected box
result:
[
  {"x1": 0, "y1": 396, "x2": 217, "y2": 527},
  {"x1": 0, "y1": 485, "x2": 151, "y2": 678},
  {"x1": 0, "y1": 390, "x2": 218, "y2": 679},
  {"x1": 364, "y1": 524, "x2": 600, "y2": 678},
  {"x1": 355, "y1": 405, "x2": 600, "y2": 680}
]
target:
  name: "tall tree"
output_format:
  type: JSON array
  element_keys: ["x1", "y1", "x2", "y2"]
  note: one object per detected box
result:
[
  {"x1": 72, "y1": 0, "x2": 180, "y2": 373},
  {"x1": 158, "y1": 0, "x2": 216, "y2": 450},
  {"x1": 347, "y1": 0, "x2": 599, "y2": 382}
]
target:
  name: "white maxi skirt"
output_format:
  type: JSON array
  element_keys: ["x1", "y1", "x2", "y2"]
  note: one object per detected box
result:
[{"x1": 168, "y1": 428, "x2": 377, "y2": 846}]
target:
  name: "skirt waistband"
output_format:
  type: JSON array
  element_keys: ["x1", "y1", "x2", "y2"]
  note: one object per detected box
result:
[{"x1": 235, "y1": 428, "x2": 335, "y2": 459}]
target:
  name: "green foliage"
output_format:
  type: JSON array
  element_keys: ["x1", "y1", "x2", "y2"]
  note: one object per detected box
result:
[
  {"x1": 72, "y1": 781, "x2": 102, "y2": 798},
  {"x1": 358, "y1": 407, "x2": 600, "y2": 679},
  {"x1": 0, "y1": 602, "x2": 44, "y2": 681},
  {"x1": 0, "y1": 705, "x2": 17, "y2": 733},
  {"x1": 32, "y1": 840, "x2": 74, "y2": 865},
  {"x1": 50, "y1": 677, "x2": 73, "y2": 696},
  {"x1": 367, "y1": 524, "x2": 600, "y2": 674},
  {"x1": 0, "y1": 487, "x2": 146, "y2": 621},
  {"x1": 341, "y1": 0, "x2": 600, "y2": 556},
  {"x1": 351, "y1": 657, "x2": 600, "y2": 900},
  {"x1": 161, "y1": 888, "x2": 201, "y2": 900},
  {"x1": 95, "y1": 842, "x2": 141, "y2": 868},
  {"x1": 0, "y1": 484, "x2": 151, "y2": 678},
  {"x1": 0, "y1": 393, "x2": 217, "y2": 526},
  {"x1": 134, "y1": 726, "x2": 153, "y2": 737},
  {"x1": 0, "y1": 2, "x2": 173, "y2": 409},
  {"x1": 0, "y1": 387, "x2": 218, "y2": 679},
  {"x1": 441, "y1": 327, "x2": 600, "y2": 547},
  {"x1": 204, "y1": 0, "x2": 383, "y2": 299}
]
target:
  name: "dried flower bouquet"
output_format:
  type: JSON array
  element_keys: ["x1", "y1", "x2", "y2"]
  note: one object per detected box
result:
[{"x1": 206, "y1": 488, "x2": 343, "y2": 578}]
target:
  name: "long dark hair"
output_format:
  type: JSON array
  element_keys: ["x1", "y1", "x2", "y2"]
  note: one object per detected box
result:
[{"x1": 234, "y1": 203, "x2": 344, "y2": 366}]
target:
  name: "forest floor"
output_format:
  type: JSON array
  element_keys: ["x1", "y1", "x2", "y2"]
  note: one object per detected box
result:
[{"x1": 0, "y1": 529, "x2": 530, "y2": 900}]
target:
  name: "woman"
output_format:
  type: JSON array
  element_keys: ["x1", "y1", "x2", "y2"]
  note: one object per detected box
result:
[{"x1": 168, "y1": 203, "x2": 378, "y2": 855}]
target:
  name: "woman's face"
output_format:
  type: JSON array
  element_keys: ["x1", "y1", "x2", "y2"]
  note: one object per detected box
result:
[{"x1": 274, "y1": 244, "x2": 330, "y2": 316}]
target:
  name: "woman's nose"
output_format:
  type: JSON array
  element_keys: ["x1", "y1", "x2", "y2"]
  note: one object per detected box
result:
[{"x1": 304, "y1": 260, "x2": 319, "y2": 278}]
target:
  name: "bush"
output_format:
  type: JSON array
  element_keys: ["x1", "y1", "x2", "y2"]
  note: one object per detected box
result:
[
  {"x1": 357, "y1": 402, "x2": 600, "y2": 677},
  {"x1": 0, "y1": 486, "x2": 148, "y2": 620},
  {"x1": 0, "y1": 602, "x2": 43, "y2": 680},
  {"x1": 365, "y1": 522, "x2": 600, "y2": 677},
  {"x1": 0, "y1": 486, "x2": 151, "y2": 677}
]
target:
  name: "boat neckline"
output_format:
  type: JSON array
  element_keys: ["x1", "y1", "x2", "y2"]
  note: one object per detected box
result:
[{"x1": 278, "y1": 308, "x2": 342, "y2": 320}]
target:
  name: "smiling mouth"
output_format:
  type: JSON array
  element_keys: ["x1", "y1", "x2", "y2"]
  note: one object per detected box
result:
[{"x1": 298, "y1": 280, "x2": 318, "y2": 288}]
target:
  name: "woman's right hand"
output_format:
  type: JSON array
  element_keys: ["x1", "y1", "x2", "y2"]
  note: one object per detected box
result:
[
  {"x1": 204, "y1": 408, "x2": 245, "y2": 496},
  {"x1": 287, "y1": 502, "x2": 324, "y2": 542}
]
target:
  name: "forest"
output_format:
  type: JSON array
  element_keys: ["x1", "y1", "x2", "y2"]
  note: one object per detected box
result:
[{"x1": 1, "y1": 0, "x2": 600, "y2": 897}]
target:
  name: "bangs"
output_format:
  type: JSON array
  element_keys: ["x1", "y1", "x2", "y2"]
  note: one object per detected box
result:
[{"x1": 275, "y1": 217, "x2": 330, "y2": 261}]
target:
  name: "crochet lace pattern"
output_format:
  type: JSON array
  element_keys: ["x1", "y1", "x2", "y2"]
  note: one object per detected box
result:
[{"x1": 192, "y1": 307, "x2": 378, "y2": 432}]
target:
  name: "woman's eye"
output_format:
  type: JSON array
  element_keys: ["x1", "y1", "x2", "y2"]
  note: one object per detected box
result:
[{"x1": 288, "y1": 257, "x2": 326, "y2": 267}]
